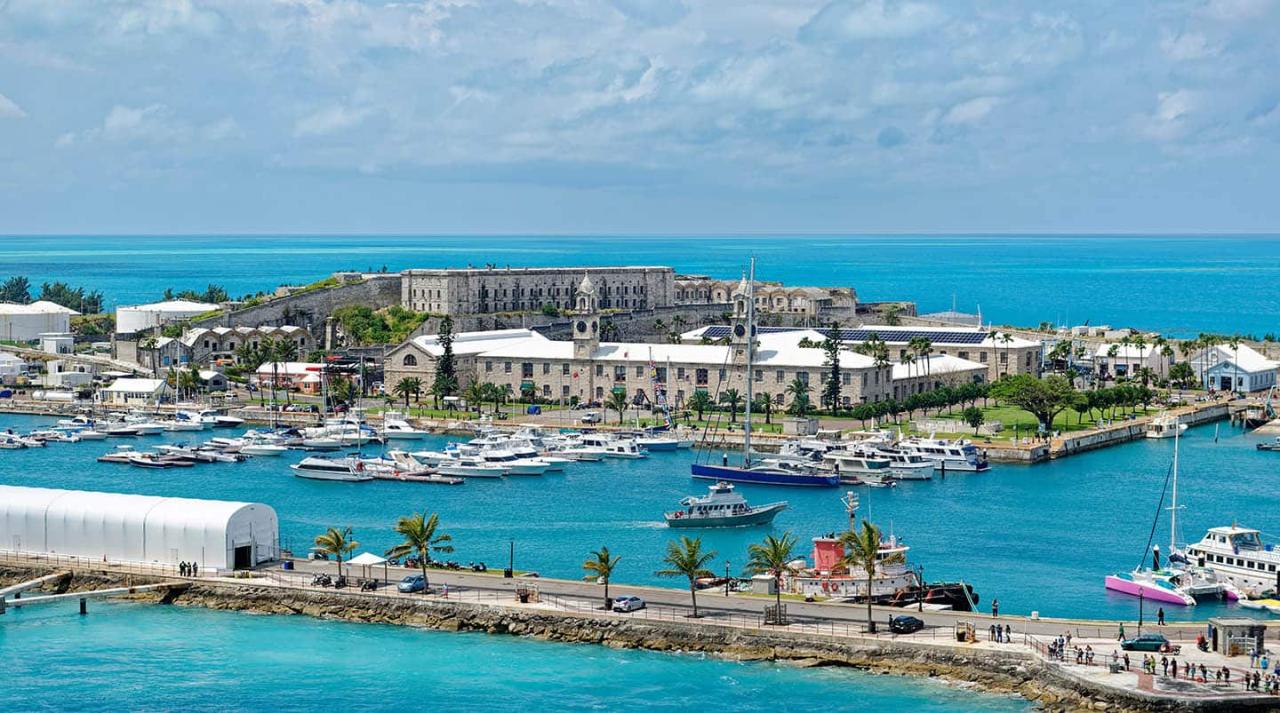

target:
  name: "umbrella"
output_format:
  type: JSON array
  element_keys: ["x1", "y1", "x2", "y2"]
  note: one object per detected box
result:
[{"x1": 348, "y1": 551, "x2": 388, "y2": 585}]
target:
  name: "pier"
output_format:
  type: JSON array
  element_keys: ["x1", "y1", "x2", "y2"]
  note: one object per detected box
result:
[{"x1": 4, "y1": 554, "x2": 1278, "y2": 710}]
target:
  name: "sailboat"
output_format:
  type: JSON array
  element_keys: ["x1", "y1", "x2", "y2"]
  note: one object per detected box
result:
[
  {"x1": 689, "y1": 258, "x2": 839, "y2": 488},
  {"x1": 1104, "y1": 420, "x2": 1238, "y2": 605}
]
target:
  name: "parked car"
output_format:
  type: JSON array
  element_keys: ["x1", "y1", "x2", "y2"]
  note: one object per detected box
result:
[
  {"x1": 397, "y1": 574, "x2": 427, "y2": 593},
  {"x1": 580, "y1": 411, "x2": 602, "y2": 424},
  {"x1": 889, "y1": 615, "x2": 925, "y2": 634},
  {"x1": 611, "y1": 595, "x2": 645, "y2": 612},
  {"x1": 1120, "y1": 633, "x2": 1170, "y2": 652}
]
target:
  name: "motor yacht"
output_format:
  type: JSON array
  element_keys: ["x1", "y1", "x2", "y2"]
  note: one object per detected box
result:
[
  {"x1": 664, "y1": 481, "x2": 787, "y2": 528},
  {"x1": 1185, "y1": 526, "x2": 1280, "y2": 599},
  {"x1": 822, "y1": 450, "x2": 895, "y2": 484},
  {"x1": 127, "y1": 452, "x2": 194, "y2": 469},
  {"x1": 474, "y1": 449, "x2": 549, "y2": 475},
  {"x1": 898, "y1": 436, "x2": 989, "y2": 472},
  {"x1": 381, "y1": 413, "x2": 430, "y2": 440},
  {"x1": 1146, "y1": 412, "x2": 1188, "y2": 439},
  {"x1": 855, "y1": 444, "x2": 934, "y2": 480},
  {"x1": 290, "y1": 456, "x2": 374, "y2": 482}
]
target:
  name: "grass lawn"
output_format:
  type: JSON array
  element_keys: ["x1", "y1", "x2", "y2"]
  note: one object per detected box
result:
[{"x1": 930, "y1": 403, "x2": 1158, "y2": 437}]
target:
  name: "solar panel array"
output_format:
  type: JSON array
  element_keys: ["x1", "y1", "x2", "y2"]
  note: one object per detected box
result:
[{"x1": 697, "y1": 325, "x2": 990, "y2": 344}]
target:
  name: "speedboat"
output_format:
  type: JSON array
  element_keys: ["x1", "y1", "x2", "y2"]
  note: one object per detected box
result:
[
  {"x1": 381, "y1": 414, "x2": 430, "y2": 440},
  {"x1": 241, "y1": 442, "x2": 288, "y2": 457},
  {"x1": 665, "y1": 481, "x2": 787, "y2": 528},
  {"x1": 96, "y1": 445, "x2": 137, "y2": 463},
  {"x1": 475, "y1": 449, "x2": 548, "y2": 475},
  {"x1": 213, "y1": 414, "x2": 246, "y2": 428},
  {"x1": 290, "y1": 456, "x2": 374, "y2": 482},
  {"x1": 161, "y1": 418, "x2": 205, "y2": 432},
  {"x1": 127, "y1": 452, "x2": 194, "y2": 469}
]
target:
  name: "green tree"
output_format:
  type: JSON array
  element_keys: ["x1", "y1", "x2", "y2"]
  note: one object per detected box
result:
[
  {"x1": 961, "y1": 406, "x2": 985, "y2": 434},
  {"x1": 393, "y1": 377, "x2": 422, "y2": 407},
  {"x1": 0, "y1": 276, "x2": 31, "y2": 304},
  {"x1": 329, "y1": 375, "x2": 356, "y2": 406},
  {"x1": 785, "y1": 378, "x2": 811, "y2": 417},
  {"x1": 838, "y1": 520, "x2": 902, "y2": 633},
  {"x1": 719, "y1": 387, "x2": 743, "y2": 423},
  {"x1": 687, "y1": 390, "x2": 713, "y2": 421},
  {"x1": 582, "y1": 546, "x2": 622, "y2": 610},
  {"x1": 433, "y1": 316, "x2": 458, "y2": 401},
  {"x1": 656, "y1": 536, "x2": 717, "y2": 618},
  {"x1": 746, "y1": 532, "x2": 798, "y2": 618},
  {"x1": 606, "y1": 388, "x2": 630, "y2": 424},
  {"x1": 1169, "y1": 361, "x2": 1196, "y2": 389},
  {"x1": 989, "y1": 374, "x2": 1075, "y2": 434},
  {"x1": 821, "y1": 323, "x2": 844, "y2": 412},
  {"x1": 752, "y1": 392, "x2": 774, "y2": 425},
  {"x1": 38, "y1": 281, "x2": 104, "y2": 313},
  {"x1": 385, "y1": 512, "x2": 453, "y2": 588},
  {"x1": 881, "y1": 304, "x2": 902, "y2": 325},
  {"x1": 314, "y1": 526, "x2": 358, "y2": 579},
  {"x1": 463, "y1": 381, "x2": 487, "y2": 413}
]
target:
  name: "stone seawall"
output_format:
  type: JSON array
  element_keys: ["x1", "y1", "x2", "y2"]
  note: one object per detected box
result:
[
  {"x1": 191, "y1": 275, "x2": 402, "y2": 335},
  {"x1": 1053, "y1": 404, "x2": 1228, "y2": 459}
]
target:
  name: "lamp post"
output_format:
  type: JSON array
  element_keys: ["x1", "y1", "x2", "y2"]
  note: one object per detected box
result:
[
  {"x1": 724, "y1": 561, "x2": 731, "y2": 597},
  {"x1": 1138, "y1": 589, "x2": 1145, "y2": 635},
  {"x1": 505, "y1": 539, "x2": 514, "y2": 579},
  {"x1": 917, "y1": 564, "x2": 925, "y2": 612}
]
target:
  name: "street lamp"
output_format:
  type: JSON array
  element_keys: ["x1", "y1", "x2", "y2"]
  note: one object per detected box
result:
[
  {"x1": 724, "y1": 561, "x2": 731, "y2": 597},
  {"x1": 1137, "y1": 589, "x2": 1145, "y2": 635}
]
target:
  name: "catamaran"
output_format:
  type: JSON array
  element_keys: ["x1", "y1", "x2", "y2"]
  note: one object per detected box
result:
[
  {"x1": 689, "y1": 259, "x2": 839, "y2": 488},
  {"x1": 1104, "y1": 421, "x2": 1238, "y2": 605}
]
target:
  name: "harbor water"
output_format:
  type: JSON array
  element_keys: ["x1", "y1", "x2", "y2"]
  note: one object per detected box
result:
[
  {"x1": 0, "y1": 600, "x2": 1029, "y2": 712},
  {"x1": 4, "y1": 234, "x2": 1280, "y2": 337},
  {"x1": 0, "y1": 414, "x2": 1275, "y2": 623}
]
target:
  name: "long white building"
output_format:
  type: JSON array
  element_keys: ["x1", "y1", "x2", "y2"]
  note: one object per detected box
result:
[
  {"x1": 116, "y1": 299, "x2": 219, "y2": 335},
  {"x1": 0, "y1": 485, "x2": 278, "y2": 571},
  {"x1": 0, "y1": 301, "x2": 79, "y2": 342}
]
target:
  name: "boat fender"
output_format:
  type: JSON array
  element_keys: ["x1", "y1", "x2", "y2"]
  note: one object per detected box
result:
[{"x1": 355, "y1": 461, "x2": 364, "y2": 471}]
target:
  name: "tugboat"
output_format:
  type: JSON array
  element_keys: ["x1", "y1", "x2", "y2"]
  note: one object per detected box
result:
[{"x1": 664, "y1": 481, "x2": 787, "y2": 528}]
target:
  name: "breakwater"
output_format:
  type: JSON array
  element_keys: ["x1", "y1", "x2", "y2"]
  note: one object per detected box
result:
[{"x1": 2, "y1": 563, "x2": 1270, "y2": 712}]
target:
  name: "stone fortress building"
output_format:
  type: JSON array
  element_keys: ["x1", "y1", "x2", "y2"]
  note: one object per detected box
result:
[{"x1": 401, "y1": 266, "x2": 675, "y2": 314}]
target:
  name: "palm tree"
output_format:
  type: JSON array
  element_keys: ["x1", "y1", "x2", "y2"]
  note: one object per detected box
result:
[
  {"x1": 656, "y1": 536, "x2": 717, "y2": 618},
  {"x1": 719, "y1": 388, "x2": 743, "y2": 423},
  {"x1": 606, "y1": 388, "x2": 630, "y2": 424},
  {"x1": 384, "y1": 512, "x2": 453, "y2": 588},
  {"x1": 314, "y1": 526, "x2": 358, "y2": 580},
  {"x1": 746, "y1": 532, "x2": 798, "y2": 620},
  {"x1": 838, "y1": 520, "x2": 902, "y2": 633},
  {"x1": 998, "y1": 332, "x2": 1014, "y2": 377},
  {"x1": 752, "y1": 392, "x2": 773, "y2": 425},
  {"x1": 462, "y1": 381, "x2": 487, "y2": 414},
  {"x1": 393, "y1": 377, "x2": 422, "y2": 407},
  {"x1": 687, "y1": 390, "x2": 713, "y2": 421},
  {"x1": 582, "y1": 546, "x2": 622, "y2": 610},
  {"x1": 785, "y1": 377, "x2": 810, "y2": 416}
]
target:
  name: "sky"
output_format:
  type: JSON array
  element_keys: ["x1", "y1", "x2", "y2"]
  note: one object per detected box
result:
[{"x1": 0, "y1": 0, "x2": 1278, "y2": 234}]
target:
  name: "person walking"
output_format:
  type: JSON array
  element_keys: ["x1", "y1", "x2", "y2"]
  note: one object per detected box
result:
[
  {"x1": 1123, "y1": 653, "x2": 1130, "y2": 671},
  {"x1": 191, "y1": 562, "x2": 198, "y2": 577},
  {"x1": 1157, "y1": 607, "x2": 1165, "y2": 626},
  {"x1": 1004, "y1": 624, "x2": 1011, "y2": 643},
  {"x1": 1117, "y1": 622, "x2": 1125, "y2": 641}
]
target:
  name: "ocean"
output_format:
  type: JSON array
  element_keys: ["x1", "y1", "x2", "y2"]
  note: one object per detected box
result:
[{"x1": 2, "y1": 234, "x2": 1279, "y2": 337}]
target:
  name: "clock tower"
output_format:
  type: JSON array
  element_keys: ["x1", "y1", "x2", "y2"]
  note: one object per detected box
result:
[
  {"x1": 573, "y1": 273, "x2": 600, "y2": 362},
  {"x1": 730, "y1": 273, "x2": 750, "y2": 366}
]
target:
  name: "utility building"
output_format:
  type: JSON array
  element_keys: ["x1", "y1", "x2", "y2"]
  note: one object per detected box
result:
[{"x1": 0, "y1": 485, "x2": 278, "y2": 571}]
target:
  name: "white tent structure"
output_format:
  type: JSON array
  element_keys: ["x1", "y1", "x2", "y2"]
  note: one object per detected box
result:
[
  {"x1": 116, "y1": 299, "x2": 218, "y2": 335},
  {"x1": 0, "y1": 301, "x2": 78, "y2": 342},
  {"x1": 0, "y1": 485, "x2": 278, "y2": 571}
]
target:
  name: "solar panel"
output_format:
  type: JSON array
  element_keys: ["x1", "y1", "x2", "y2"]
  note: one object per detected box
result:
[{"x1": 695, "y1": 325, "x2": 990, "y2": 345}]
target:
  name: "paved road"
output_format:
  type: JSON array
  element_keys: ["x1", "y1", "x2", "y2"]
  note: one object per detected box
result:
[{"x1": 285, "y1": 558, "x2": 1210, "y2": 642}]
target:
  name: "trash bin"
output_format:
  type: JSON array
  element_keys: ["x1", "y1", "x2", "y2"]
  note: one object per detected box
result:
[{"x1": 282, "y1": 560, "x2": 294, "y2": 570}]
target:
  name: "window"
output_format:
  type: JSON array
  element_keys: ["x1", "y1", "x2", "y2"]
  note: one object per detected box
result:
[
  {"x1": 862, "y1": 373, "x2": 868, "y2": 387},
  {"x1": 595, "y1": 365, "x2": 604, "y2": 376},
  {"x1": 842, "y1": 372, "x2": 851, "y2": 385},
  {"x1": 521, "y1": 363, "x2": 534, "y2": 378},
  {"x1": 980, "y1": 352, "x2": 989, "y2": 363},
  {"x1": 595, "y1": 386, "x2": 603, "y2": 399},
  {"x1": 562, "y1": 363, "x2": 570, "y2": 375},
  {"x1": 635, "y1": 366, "x2": 644, "y2": 377},
  {"x1": 796, "y1": 372, "x2": 809, "y2": 385},
  {"x1": 655, "y1": 367, "x2": 667, "y2": 382},
  {"x1": 695, "y1": 368, "x2": 709, "y2": 386},
  {"x1": 542, "y1": 363, "x2": 550, "y2": 375},
  {"x1": 776, "y1": 370, "x2": 785, "y2": 383},
  {"x1": 677, "y1": 367, "x2": 686, "y2": 380},
  {"x1": 562, "y1": 384, "x2": 570, "y2": 397},
  {"x1": 485, "y1": 361, "x2": 493, "y2": 373},
  {"x1": 614, "y1": 366, "x2": 627, "y2": 382},
  {"x1": 958, "y1": 351, "x2": 969, "y2": 360},
  {"x1": 402, "y1": 354, "x2": 418, "y2": 367},
  {"x1": 754, "y1": 369, "x2": 763, "y2": 382},
  {"x1": 542, "y1": 384, "x2": 551, "y2": 397},
  {"x1": 504, "y1": 361, "x2": 512, "y2": 373},
  {"x1": 999, "y1": 352, "x2": 1008, "y2": 364}
]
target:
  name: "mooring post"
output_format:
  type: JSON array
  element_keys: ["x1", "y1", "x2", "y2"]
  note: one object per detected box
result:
[{"x1": 79, "y1": 597, "x2": 87, "y2": 615}]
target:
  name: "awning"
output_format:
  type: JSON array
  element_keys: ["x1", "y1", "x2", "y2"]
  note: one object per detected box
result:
[{"x1": 348, "y1": 552, "x2": 387, "y2": 566}]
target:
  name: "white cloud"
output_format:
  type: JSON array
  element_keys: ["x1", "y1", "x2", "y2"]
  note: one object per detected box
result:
[
  {"x1": 0, "y1": 93, "x2": 26, "y2": 119},
  {"x1": 1140, "y1": 89, "x2": 1200, "y2": 141},
  {"x1": 942, "y1": 96, "x2": 1001, "y2": 125},
  {"x1": 804, "y1": 0, "x2": 946, "y2": 41},
  {"x1": 57, "y1": 104, "x2": 240, "y2": 147},
  {"x1": 293, "y1": 106, "x2": 373, "y2": 138},
  {"x1": 1160, "y1": 30, "x2": 1219, "y2": 61},
  {"x1": 115, "y1": 0, "x2": 222, "y2": 36}
]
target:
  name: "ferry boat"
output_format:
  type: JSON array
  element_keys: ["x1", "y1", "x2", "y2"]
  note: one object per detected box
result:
[
  {"x1": 290, "y1": 456, "x2": 374, "y2": 482},
  {"x1": 898, "y1": 437, "x2": 989, "y2": 472},
  {"x1": 1145, "y1": 412, "x2": 1187, "y2": 439},
  {"x1": 664, "y1": 481, "x2": 787, "y2": 528},
  {"x1": 1185, "y1": 526, "x2": 1280, "y2": 598}
]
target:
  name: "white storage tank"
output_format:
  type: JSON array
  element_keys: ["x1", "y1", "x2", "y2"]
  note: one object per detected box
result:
[
  {"x1": 115, "y1": 299, "x2": 219, "y2": 335},
  {"x1": 0, "y1": 485, "x2": 278, "y2": 571}
]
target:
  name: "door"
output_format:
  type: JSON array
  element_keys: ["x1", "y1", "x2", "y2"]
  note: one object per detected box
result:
[{"x1": 233, "y1": 545, "x2": 252, "y2": 570}]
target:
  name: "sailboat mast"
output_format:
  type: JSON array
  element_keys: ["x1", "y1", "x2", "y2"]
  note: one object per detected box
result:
[
  {"x1": 1170, "y1": 421, "x2": 1180, "y2": 553},
  {"x1": 742, "y1": 257, "x2": 756, "y2": 467}
]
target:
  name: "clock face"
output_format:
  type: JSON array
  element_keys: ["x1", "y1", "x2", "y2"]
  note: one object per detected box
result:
[
  {"x1": 591, "y1": 320, "x2": 598, "y2": 332},
  {"x1": 733, "y1": 323, "x2": 746, "y2": 338},
  {"x1": 576, "y1": 320, "x2": 588, "y2": 333}
]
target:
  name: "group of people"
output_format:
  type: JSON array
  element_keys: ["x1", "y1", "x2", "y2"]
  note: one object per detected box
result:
[
  {"x1": 988, "y1": 623, "x2": 1012, "y2": 643},
  {"x1": 1046, "y1": 632, "x2": 1086, "y2": 662},
  {"x1": 178, "y1": 561, "x2": 198, "y2": 577}
]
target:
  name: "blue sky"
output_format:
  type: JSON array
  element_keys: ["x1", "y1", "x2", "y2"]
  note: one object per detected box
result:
[{"x1": 1, "y1": 0, "x2": 1278, "y2": 234}]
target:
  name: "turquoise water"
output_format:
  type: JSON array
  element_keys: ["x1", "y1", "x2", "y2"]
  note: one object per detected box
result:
[
  {"x1": 1, "y1": 413, "x2": 1276, "y2": 623},
  {"x1": 0, "y1": 600, "x2": 1028, "y2": 712},
  {"x1": 2, "y1": 234, "x2": 1279, "y2": 336}
]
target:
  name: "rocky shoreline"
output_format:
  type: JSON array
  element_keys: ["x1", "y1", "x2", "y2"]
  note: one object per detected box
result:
[{"x1": 1, "y1": 566, "x2": 1262, "y2": 712}]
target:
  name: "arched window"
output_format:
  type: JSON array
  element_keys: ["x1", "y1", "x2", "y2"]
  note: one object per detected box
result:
[{"x1": 402, "y1": 354, "x2": 418, "y2": 367}]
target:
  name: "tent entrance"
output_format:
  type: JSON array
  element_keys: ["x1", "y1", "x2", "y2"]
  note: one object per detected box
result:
[{"x1": 233, "y1": 544, "x2": 252, "y2": 570}]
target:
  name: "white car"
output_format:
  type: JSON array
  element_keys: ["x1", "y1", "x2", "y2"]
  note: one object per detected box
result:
[
  {"x1": 611, "y1": 595, "x2": 645, "y2": 612},
  {"x1": 580, "y1": 411, "x2": 602, "y2": 424}
]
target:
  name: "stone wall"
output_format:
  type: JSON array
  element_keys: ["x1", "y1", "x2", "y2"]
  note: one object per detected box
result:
[{"x1": 191, "y1": 275, "x2": 403, "y2": 336}]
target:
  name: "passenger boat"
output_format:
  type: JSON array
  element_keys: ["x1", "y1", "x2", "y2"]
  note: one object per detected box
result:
[
  {"x1": 898, "y1": 437, "x2": 989, "y2": 472},
  {"x1": 664, "y1": 481, "x2": 787, "y2": 528},
  {"x1": 1104, "y1": 427, "x2": 1238, "y2": 605},
  {"x1": 290, "y1": 456, "x2": 374, "y2": 482},
  {"x1": 1185, "y1": 526, "x2": 1280, "y2": 599},
  {"x1": 1145, "y1": 412, "x2": 1187, "y2": 439}
]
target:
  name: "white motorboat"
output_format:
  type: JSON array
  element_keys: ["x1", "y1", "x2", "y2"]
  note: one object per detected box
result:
[
  {"x1": 1186, "y1": 526, "x2": 1280, "y2": 599},
  {"x1": 436, "y1": 461, "x2": 507, "y2": 478},
  {"x1": 636, "y1": 435, "x2": 680, "y2": 451},
  {"x1": 214, "y1": 414, "x2": 246, "y2": 428},
  {"x1": 665, "y1": 481, "x2": 788, "y2": 528},
  {"x1": 898, "y1": 436, "x2": 990, "y2": 472},
  {"x1": 75, "y1": 429, "x2": 107, "y2": 441},
  {"x1": 822, "y1": 450, "x2": 895, "y2": 484},
  {"x1": 1146, "y1": 412, "x2": 1188, "y2": 439},
  {"x1": 290, "y1": 456, "x2": 374, "y2": 482},
  {"x1": 599, "y1": 440, "x2": 647, "y2": 459},
  {"x1": 162, "y1": 418, "x2": 206, "y2": 432},
  {"x1": 856, "y1": 444, "x2": 934, "y2": 480},
  {"x1": 241, "y1": 443, "x2": 288, "y2": 457},
  {"x1": 301, "y1": 437, "x2": 343, "y2": 451},
  {"x1": 0, "y1": 433, "x2": 28, "y2": 449},
  {"x1": 475, "y1": 449, "x2": 549, "y2": 475},
  {"x1": 127, "y1": 452, "x2": 193, "y2": 469},
  {"x1": 381, "y1": 413, "x2": 430, "y2": 440},
  {"x1": 96, "y1": 445, "x2": 137, "y2": 463}
]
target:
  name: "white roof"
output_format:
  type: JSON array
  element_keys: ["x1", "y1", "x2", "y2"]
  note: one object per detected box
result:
[
  {"x1": 678, "y1": 325, "x2": 1040, "y2": 349},
  {"x1": 0, "y1": 352, "x2": 25, "y2": 364},
  {"x1": 409, "y1": 329, "x2": 545, "y2": 357},
  {"x1": 255, "y1": 362, "x2": 322, "y2": 376},
  {"x1": 0, "y1": 300, "x2": 80, "y2": 316},
  {"x1": 891, "y1": 354, "x2": 986, "y2": 379},
  {"x1": 120, "y1": 299, "x2": 218, "y2": 312},
  {"x1": 1197, "y1": 344, "x2": 1278, "y2": 374},
  {"x1": 1094, "y1": 343, "x2": 1156, "y2": 359},
  {"x1": 348, "y1": 552, "x2": 388, "y2": 566},
  {"x1": 102, "y1": 378, "x2": 167, "y2": 393}
]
